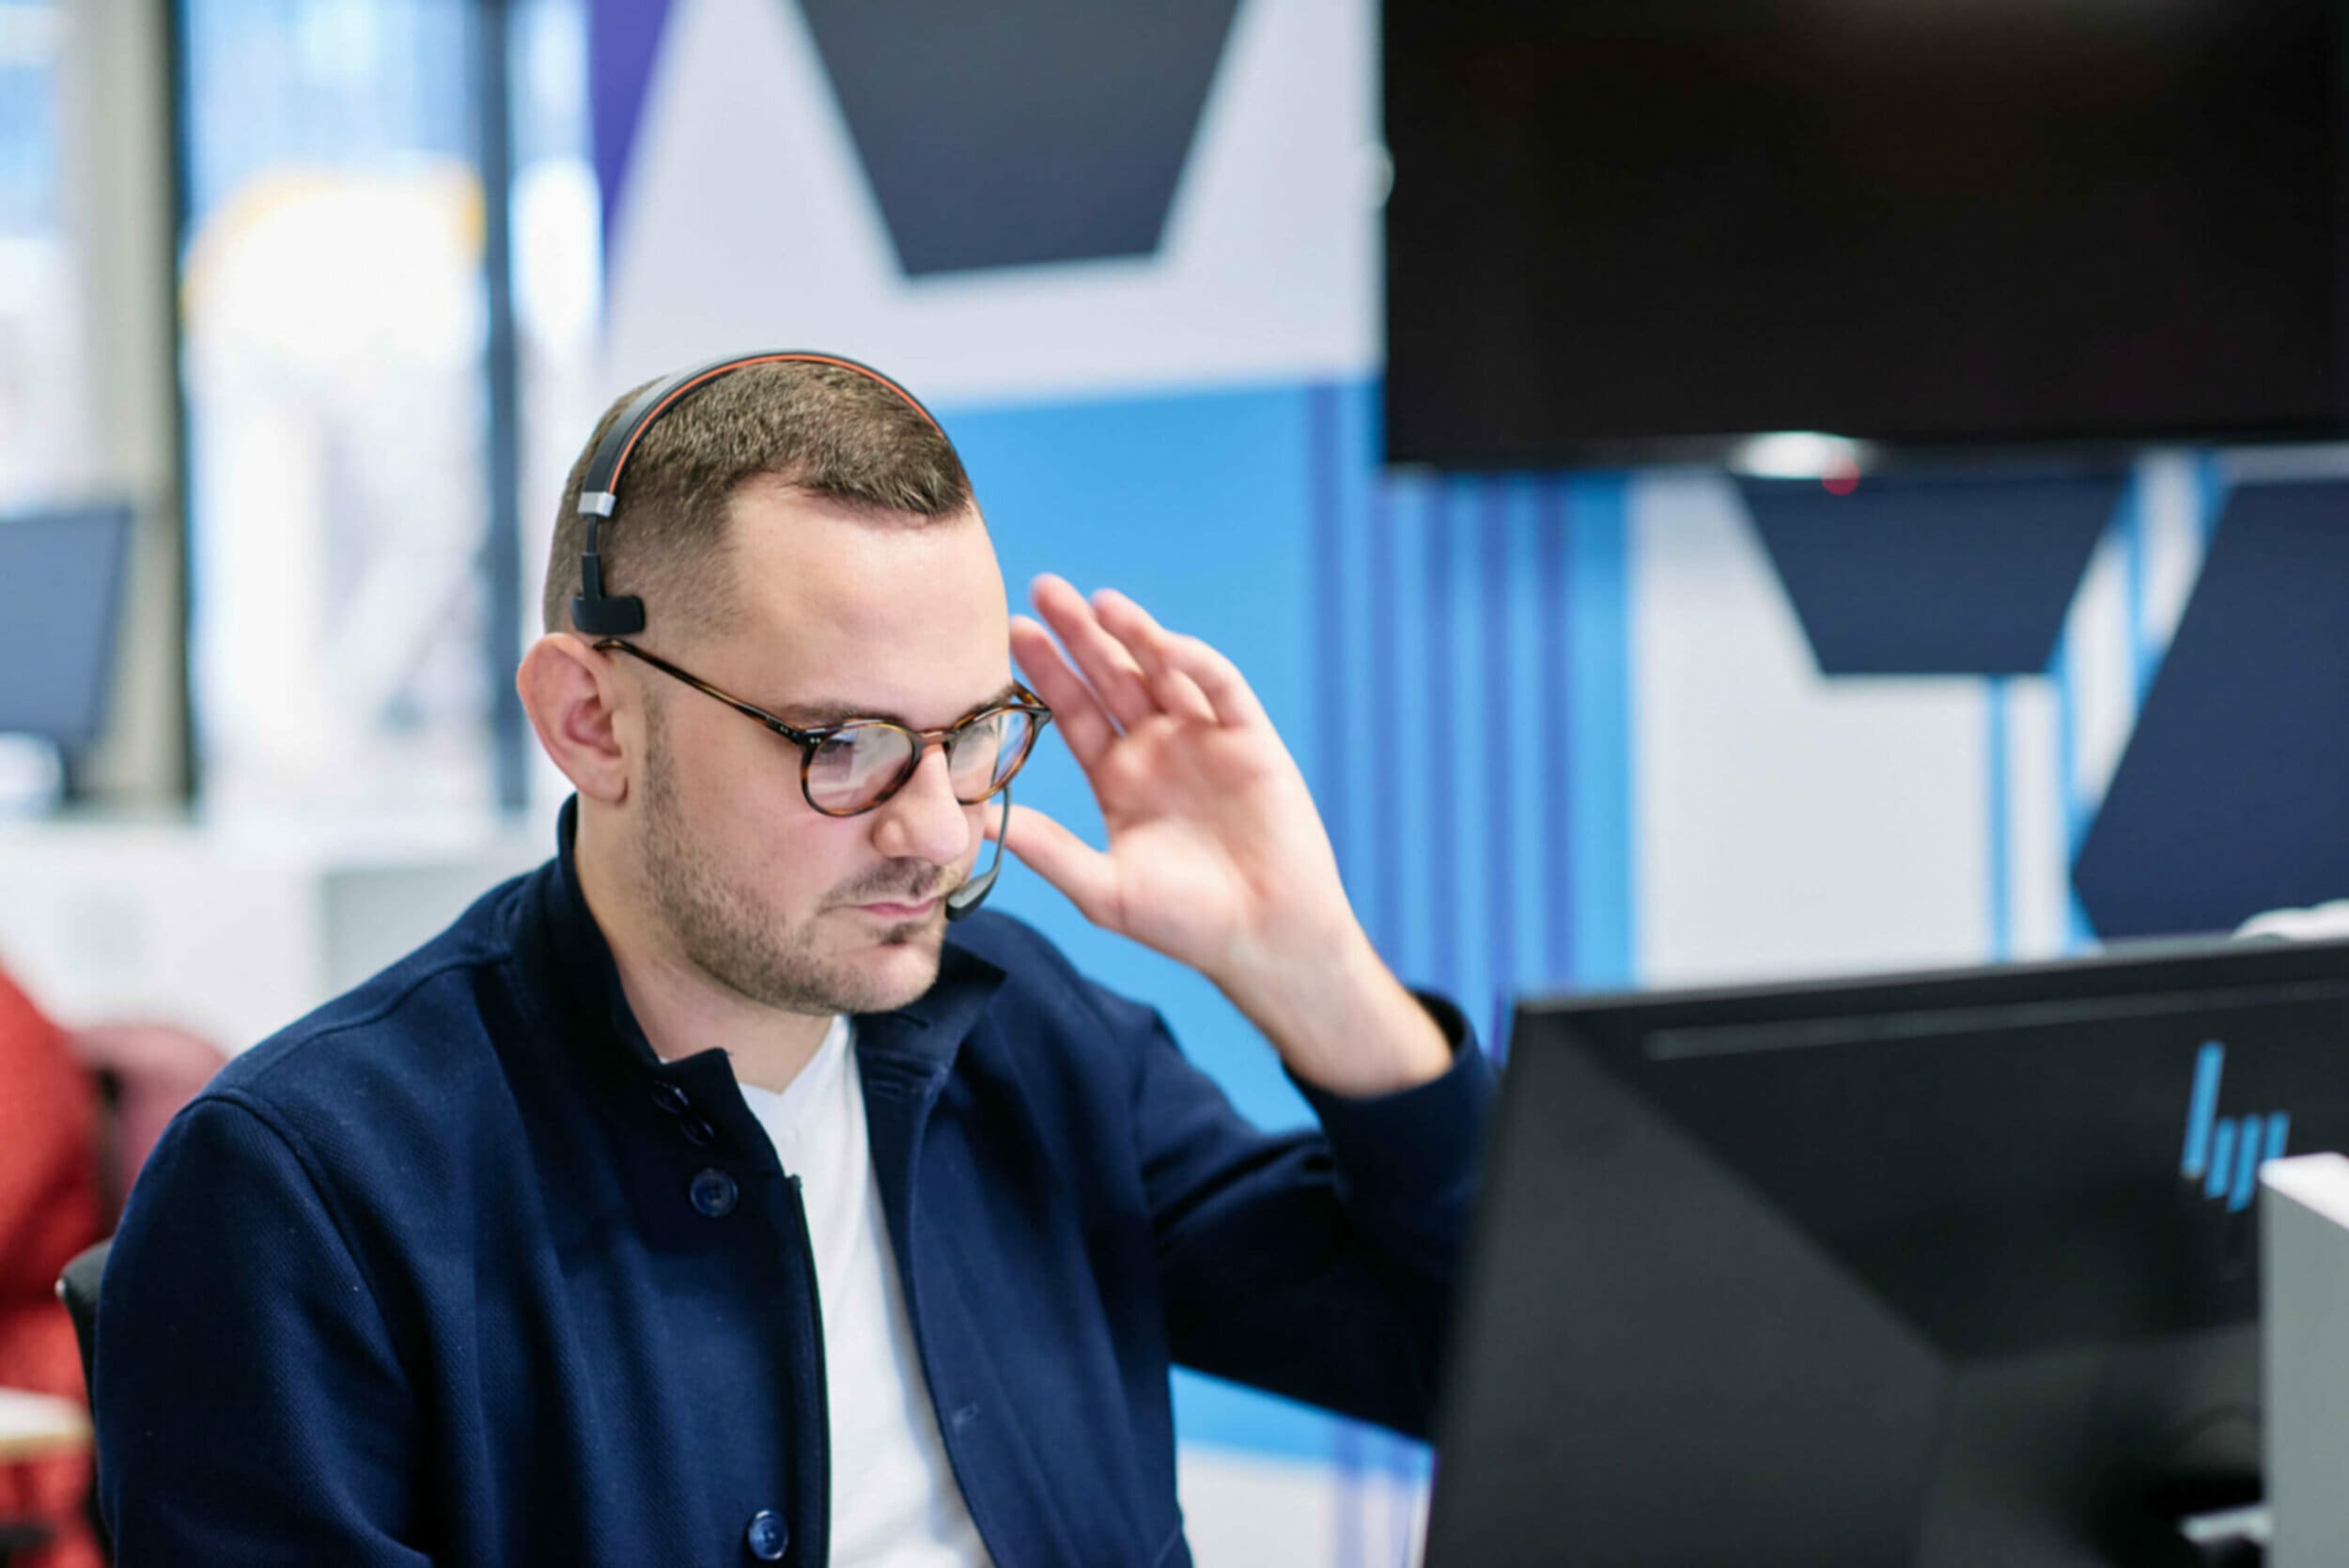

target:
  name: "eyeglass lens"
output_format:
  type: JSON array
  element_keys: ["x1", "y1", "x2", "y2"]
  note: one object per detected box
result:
[{"x1": 805, "y1": 708, "x2": 1035, "y2": 814}]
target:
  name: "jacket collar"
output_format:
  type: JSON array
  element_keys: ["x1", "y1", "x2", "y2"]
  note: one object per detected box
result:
[{"x1": 522, "y1": 796, "x2": 1006, "y2": 1100}]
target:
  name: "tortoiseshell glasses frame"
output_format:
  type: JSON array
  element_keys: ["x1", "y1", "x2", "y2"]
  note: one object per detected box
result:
[{"x1": 595, "y1": 638, "x2": 1051, "y2": 818}]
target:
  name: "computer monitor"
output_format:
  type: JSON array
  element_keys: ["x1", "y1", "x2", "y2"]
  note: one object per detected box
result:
[
  {"x1": 1425, "y1": 936, "x2": 2349, "y2": 1568},
  {"x1": 0, "y1": 505, "x2": 134, "y2": 755}
]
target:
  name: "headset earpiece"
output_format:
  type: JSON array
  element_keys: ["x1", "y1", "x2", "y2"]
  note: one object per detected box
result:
[{"x1": 569, "y1": 515, "x2": 645, "y2": 635}]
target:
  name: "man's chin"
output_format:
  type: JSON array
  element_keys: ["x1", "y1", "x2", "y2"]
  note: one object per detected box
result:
[{"x1": 846, "y1": 924, "x2": 947, "y2": 1008}]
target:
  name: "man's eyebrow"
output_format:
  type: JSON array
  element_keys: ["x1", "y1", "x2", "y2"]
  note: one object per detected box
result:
[{"x1": 777, "y1": 680, "x2": 1022, "y2": 729}]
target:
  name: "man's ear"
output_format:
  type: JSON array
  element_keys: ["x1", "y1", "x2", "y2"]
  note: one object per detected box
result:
[{"x1": 518, "y1": 635, "x2": 632, "y2": 804}]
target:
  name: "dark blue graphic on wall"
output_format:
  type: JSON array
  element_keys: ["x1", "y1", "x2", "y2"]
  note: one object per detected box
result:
[
  {"x1": 798, "y1": 0, "x2": 1243, "y2": 275},
  {"x1": 2074, "y1": 483, "x2": 2349, "y2": 939},
  {"x1": 1740, "y1": 475, "x2": 2119, "y2": 675},
  {"x1": 1734, "y1": 474, "x2": 2349, "y2": 940}
]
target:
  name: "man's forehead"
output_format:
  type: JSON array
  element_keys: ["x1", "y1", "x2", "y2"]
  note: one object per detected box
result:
[
  {"x1": 735, "y1": 496, "x2": 998, "y2": 612},
  {"x1": 715, "y1": 488, "x2": 1011, "y2": 723}
]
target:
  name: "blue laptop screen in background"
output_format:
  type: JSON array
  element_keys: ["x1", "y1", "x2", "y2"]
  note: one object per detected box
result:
[{"x1": 0, "y1": 505, "x2": 134, "y2": 753}]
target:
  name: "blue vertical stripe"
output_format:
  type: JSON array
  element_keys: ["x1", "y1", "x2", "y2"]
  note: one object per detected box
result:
[
  {"x1": 2266, "y1": 1112, "x2": 2292, "y2": 1165},
  {"x1": 1503, "y1": 483, "x2": 1549, "y2": 1020},
  {"x1": 2050, "y1": 630, "x2": 2095, "y2": 949},
  {"x1": 1986, "y1": 678, "x2": 2012, "y2": 961},
  {"x1": 1338, "y1": 384, "x2": 1384, "y2": 954},
  {"x1": 2182, "y1": 1042, "x2": 2224, "y2": 1178},
  {"x1": 1481, "y1": 484, "x2": 1517, "y2": 1058},
  {"x1": 2229, "y1": 1113, "x2": 2266, "y2": 1212},
  {"x1": 2205, "y1": 1118, "x2": 2237, "y2": 1201},
  {"x1": 2052, "y1": 629, "x2": 2078, "y2": 847},
  {"x1": 1536, "y1": 481, "x2": 1575, "y2": 987},
  {"x1": 1331, "y1": 383, "x2": 1373, "y2": 899},
  {"x1": 1365, "y1": 476, "x2": 1401, "y2": 962},
  {"x1": 1447, "y1": 485, "x2": 1491, "y2": 1048},
  {"x1": 1566, "y1": 476, "x2": 1635, "y2": 987},
  {"x1": 1306, "y1": 383, "x2": 1347, "y2": 879},
  {"x1": 1393, "y1": 474, "x2": 1435, "y2": 985},
  {"x1": 2121, "y1": 476, "x2": 2155, "y2": 704},
  {"x1": 1424, "y1": 484, "x2": 1459, "y2": 996}
]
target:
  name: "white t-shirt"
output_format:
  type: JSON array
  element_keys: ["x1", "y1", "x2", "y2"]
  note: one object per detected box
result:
[{"x1": 735, "y1": 1017, "x2": 994, "y2": 1568}]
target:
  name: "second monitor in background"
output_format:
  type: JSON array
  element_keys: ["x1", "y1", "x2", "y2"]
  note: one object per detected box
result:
[{"x1": 0, "y1": 505, "x2": 135, "y2": 799}]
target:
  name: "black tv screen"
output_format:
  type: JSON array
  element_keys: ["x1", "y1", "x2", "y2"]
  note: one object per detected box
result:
[{"x1": 1384, "y1": 0, "x2": 2348, "y2": 468}]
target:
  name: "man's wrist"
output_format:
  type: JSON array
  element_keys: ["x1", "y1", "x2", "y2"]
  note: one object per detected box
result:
[{"x1": 1219, "y1": 927, "x2": 1454, "y2": 1098}]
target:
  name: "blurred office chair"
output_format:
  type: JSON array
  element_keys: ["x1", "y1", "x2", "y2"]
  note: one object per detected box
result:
[
  {"x1": 51, "y1": 1248, "x2": 103, "y2": 1414},
  {"x1": 68, "y1": 1023, "x2": 226, "y2": 1227},
  {"x1": 0, "y1": 1520, "x2": 53, "y2": 1566},
  {"x1": 48, "y1": 1244, "x2": 105, "y2": 1564},
  {"x1": 44, "y1": 1024, "x2": 222, "y2": 1564}
]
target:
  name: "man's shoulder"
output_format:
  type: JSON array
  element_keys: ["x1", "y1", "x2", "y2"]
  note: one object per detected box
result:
[{"x1": 204, "y1": 867, "x2": 541, "y2": 1126}]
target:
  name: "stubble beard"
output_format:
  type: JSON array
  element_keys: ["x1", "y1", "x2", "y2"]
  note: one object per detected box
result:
[{"x1": 638, "y1": 705, "x2": 948, "y2": 1017}]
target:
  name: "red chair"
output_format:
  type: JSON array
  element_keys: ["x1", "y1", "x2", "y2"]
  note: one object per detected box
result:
[{"x1": 67, "y1": 1025, "x2": 228, "y2": 1230}]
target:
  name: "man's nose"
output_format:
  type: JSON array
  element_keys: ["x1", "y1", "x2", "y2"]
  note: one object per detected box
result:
[{"x1": 867, "y1": 745, "x2": 973, "y2": 870}]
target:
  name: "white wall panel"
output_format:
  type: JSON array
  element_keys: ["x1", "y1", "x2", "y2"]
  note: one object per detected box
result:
[{"x1": 1631, "y1": 474, "x2": 1992, "y2": 986}]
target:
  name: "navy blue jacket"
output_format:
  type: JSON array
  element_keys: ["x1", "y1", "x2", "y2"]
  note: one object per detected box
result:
[{"x1": 94, "y1": 806, "x2": 1495, "y2": 1566}]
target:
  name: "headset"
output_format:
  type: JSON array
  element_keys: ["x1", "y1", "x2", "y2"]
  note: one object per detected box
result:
[{"x1": 572, "y1": 349, "x2": 1011, "y2": 922}]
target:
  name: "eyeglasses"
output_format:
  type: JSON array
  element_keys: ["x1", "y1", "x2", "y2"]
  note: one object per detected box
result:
[{"x1": 597, "y1": 639, "x2": 1052, "y2": 817}]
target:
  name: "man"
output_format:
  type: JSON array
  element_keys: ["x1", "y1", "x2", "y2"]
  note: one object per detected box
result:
[{"x1": 94, "y1": 355, "x2": 1495, "y2": 1566}]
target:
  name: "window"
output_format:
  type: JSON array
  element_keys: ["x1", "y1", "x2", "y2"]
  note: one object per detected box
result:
[
  {"x1": 178, "y1": 0, "x2": 597, "y2": 816},
  {"x1": 0, "y1": 0, "x2": 89, "y2": 504}
]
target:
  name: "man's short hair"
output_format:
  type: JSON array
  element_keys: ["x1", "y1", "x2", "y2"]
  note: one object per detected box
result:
[{"x1": 542, "y1": 360, "x2": 973, "y2": 636}]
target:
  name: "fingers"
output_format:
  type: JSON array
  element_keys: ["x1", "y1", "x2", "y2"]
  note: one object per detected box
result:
[
  {"x1": 1089, "y1": 589, "x2": 1219, "y2": 724},
  {"x1": 996, "y1": 802, "x2": 1122, "y2": 929},
  {"x1": 1019, "y1": 574, "x2": 1268, "y2": 742},
  {"x1": 1029, "y1": 575, "x2": 1159, "y2": 733},
  {"x1": 1092, "y1": 588, "x2": 1266, "y2": 731},
  {"x1": 1010, "y1": 615, "x2": 1115, "y2": 772}
]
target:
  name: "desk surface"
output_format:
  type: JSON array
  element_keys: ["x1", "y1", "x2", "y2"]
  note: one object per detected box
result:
[{"x1": 0, "y1": 1388, "x2": 89, "y2": 1463}]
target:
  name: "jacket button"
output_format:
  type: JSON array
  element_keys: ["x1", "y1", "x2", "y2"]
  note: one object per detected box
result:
[
  {"x1": 744, "y1": 1509, "x2": 788, "y2": 1560},
  {"x1": 679, "y1": 1115, "x2": 717, "y2": 1148},
  {"x1": 689, "y1": 1169, "x2": 739, "y2": 1218},
  {"x1": 650, "y1": 1081, "x2": 691, "y2": 1115}
]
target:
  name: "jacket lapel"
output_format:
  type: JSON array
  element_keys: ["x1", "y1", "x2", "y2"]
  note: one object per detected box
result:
[
  {"x1": 856, "y1": 942, "x2": 1090, "y2": 1568},
  {"x1": 856, "y1": 937, "x2": 1005, "y2": 1218}
]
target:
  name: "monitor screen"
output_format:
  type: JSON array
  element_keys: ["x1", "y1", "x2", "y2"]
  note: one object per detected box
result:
[
  {"x1": 1385, "y1": 0, "x2": 2347, "y2": 467},
  {"x1": 0, "y1": 505, "x2": 135, "y2": 753},
  {"x1": 1426, "y1": 937, "x2": 2349, "y2": 1566}
]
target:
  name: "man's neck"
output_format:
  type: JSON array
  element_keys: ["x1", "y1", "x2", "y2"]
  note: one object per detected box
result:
[{"x1": 573, "y1": 817, "x2": 833, "y2": 1094}]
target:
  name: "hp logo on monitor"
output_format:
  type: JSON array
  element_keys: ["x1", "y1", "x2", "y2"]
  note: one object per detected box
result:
[{"x1": 2181, "y1": 1042, "x2": 2289, "y2": 1213}]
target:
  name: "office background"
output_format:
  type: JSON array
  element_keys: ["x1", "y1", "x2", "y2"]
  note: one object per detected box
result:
[{"x1": 4, "y1": 0, "x2": 2347, "y2": 1562}]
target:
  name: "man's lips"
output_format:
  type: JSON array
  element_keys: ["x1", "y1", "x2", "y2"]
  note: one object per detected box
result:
[{"x1": 851, "y1": 894, "x2": 941, "y2": 919}]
